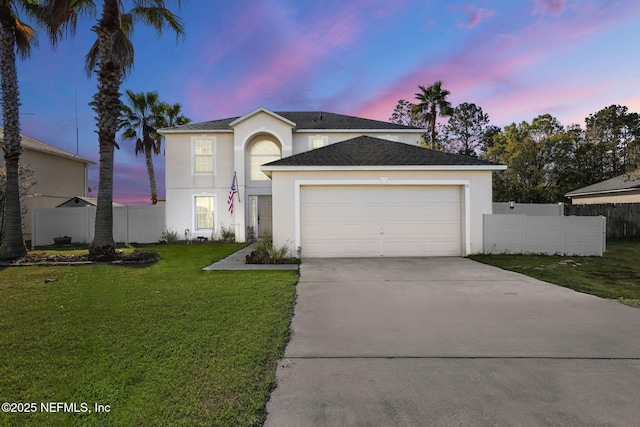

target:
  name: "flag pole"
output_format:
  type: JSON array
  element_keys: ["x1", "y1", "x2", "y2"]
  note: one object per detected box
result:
[{"x1": 235, "y1": 171, "x2": 241, "y2": 203}]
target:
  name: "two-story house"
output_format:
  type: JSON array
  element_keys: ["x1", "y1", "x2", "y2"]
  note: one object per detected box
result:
[
  {"x1": 0, "y1": 127, "x2": 93, "y2": 241},
  {"x1": 160, "y1": 107, "x2": 503, "y2": 257}
]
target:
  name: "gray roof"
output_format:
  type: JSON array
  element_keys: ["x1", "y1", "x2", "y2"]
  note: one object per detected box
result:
[
  {"x1": 0, "y1": 127, "x2": 93, "y2": 164},
  {"x1": 566, "y1": 173, "x2": 640, "y2": 197},
  {"x1": 56, "y1": 196, "x2": 125, "y2": 207},
  {"x1": 263, "y1": 136, "x2": 502, "y2": 167},
  {"x1": 162, "y1": 111, "x2": 424, "y2": 132}
]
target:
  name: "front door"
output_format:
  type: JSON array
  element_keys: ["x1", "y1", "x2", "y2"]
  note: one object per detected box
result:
[
  {"x1": 257, "y1": 195, "x2": 272, "y2": 237},
  {"x1": 248, "y1": 195, "x2": 273, "y2": 238}
]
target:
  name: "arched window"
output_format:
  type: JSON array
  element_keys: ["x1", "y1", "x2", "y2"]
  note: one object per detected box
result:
[{"x1": 250, "y1": 140, "x2": 280, "y2": 181}]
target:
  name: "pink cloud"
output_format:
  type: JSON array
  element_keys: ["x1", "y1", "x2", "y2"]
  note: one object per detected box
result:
[
  {"x1": 182, "y1": 0, "x2": 398, "y2": 120},
  {"x1": 459, "y1": 5, "x2": 495, "y2": 28},
  {"x1": 351, "y1": 2, "x2": 640, "y2": 127},
  {"x1": 533, "y1": 0, "x2": 566, "y2": 16}
]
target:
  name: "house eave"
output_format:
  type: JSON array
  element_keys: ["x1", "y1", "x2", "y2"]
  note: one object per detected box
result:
[
  {"x1": 566, "y1": 187, "x2": 640, "y2": 198},
  {"x1": 158, "y1": 128, "x2": 234, "y2": 135},
  {"x1": 261, "y1": 164, "x2": 506, "y2": 177},
  {"x1": 295, "y1": 129, "x2": 426, "y2": 133}
]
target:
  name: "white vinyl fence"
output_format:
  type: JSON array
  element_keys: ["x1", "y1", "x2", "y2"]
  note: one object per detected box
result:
[
  {"x1": 483, "y1": 214, "x2": 606, "y2": 256},
  {"x1": 492, "y1": 202, "x2": 564, "y2": 216},
  {"x1": 32, "y1": 206, "x2": 165, "y2": 247}
]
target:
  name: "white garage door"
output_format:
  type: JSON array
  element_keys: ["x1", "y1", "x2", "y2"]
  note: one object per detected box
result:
[{"x1": 300, "y1": 185, "x2": 462, "y2": 257}]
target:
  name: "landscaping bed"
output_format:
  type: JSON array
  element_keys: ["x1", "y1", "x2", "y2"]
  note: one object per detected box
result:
[{"x1": 5, "y1": 249, "x2": 160, "y2": 266}]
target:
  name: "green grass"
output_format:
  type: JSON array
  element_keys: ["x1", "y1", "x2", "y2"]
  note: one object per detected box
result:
[
  {"x1": 0, "y1": 244, "x2": 298, "y2": 426},
  {"x1": 469, "y1": 240, "x2": 640, "y2": 307}
]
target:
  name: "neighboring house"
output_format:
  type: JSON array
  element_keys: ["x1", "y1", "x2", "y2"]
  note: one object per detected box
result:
[
  {"x1": 565, "y1": 172, "x2": 640, "y2": 205},
  {"x1": 56, "y1": 196, "x2": 125, "y2": 208},
  {"x1": 160, "y1": 107, "x2": 504, "y2": 257},
  {"x1": 0, "y1": 127, "x2": 94, "y2": 241}
]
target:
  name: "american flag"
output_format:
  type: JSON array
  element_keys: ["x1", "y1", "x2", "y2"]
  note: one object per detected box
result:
[{"x1": 227, "y1": 173, "x2": 237, "y2": 214}]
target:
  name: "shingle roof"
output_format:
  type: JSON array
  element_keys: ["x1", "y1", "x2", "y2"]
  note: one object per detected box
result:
[
  {"x1": 263, "y1": 136, "x2": 501, "y2": 167},
  {"x1": 56, "y1": 196, "x2": 125, "y2": 207},
  {"x1": 162, "y1": 111, "x2": 424, "y2": 132},
  {"x1": 0, "y1": 127, "x2": 93, "y2": 164},
  {"x1": 566, "y1": 172, "x2": 640, "y2": 196}
]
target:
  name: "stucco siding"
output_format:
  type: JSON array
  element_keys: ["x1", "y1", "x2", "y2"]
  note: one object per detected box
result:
[
  {"x1": 0, "y1": 147, "x2": 89, "y2": 240},
  {"x1": 291, "y1": 132, "x2": 422, "y2": 155},
  {"x1": 570, "y1": 191, "x2": 640, "y2": 205}
]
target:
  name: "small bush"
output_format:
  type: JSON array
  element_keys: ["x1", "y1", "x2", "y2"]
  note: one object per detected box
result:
[
  {"x1": 220, "y1": 226, "x2": 236, "y2": 243},
  {"x1": 161, "y1": 229, "x2": 179, "y2": 244},
  {"x1": 247, "y1": 233, "x2": 298, "y2": 264}
]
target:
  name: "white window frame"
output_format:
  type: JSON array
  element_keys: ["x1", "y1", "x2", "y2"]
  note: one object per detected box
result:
[
  {"x1": 249, "y1": 140, "x2": 281, "y2": 181},
  {"x1": 192, "y1": 136, "x2": 216, "y2": 175},
  {"x1": 193, "y1": 194, "x2": 216, "y2": 232},
  {"x1": 309, "y1": 135, "x2": 327, "y2": 150}
]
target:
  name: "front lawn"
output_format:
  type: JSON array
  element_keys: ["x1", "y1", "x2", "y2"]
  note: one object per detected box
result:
[
  {"x1": 0, "y1": 244, "x2": 298, "y2": 426},
  {"x1": 470, "y1": 240, "x2": 640, "y2": 307}
]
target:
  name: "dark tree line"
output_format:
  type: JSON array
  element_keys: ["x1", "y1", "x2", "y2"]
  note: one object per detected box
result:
[{"x1": 390, "y1": 82, "x2": 640, "y2": 203}]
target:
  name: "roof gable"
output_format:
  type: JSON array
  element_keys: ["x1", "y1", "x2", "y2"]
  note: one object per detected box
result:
[
  {"x1": 228, "y1": 107, "x2": 296, "y2": 127},
  {"x1": 262, "y1": 136, "x2": 503, "y2": 168},
  {"x1": 0, "y1": 127, "x2": 93, "y2": 164}
]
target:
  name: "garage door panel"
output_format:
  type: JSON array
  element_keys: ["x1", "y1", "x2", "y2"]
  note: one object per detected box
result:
[{"x1": 300, "y1": 185, "x2": 462, "y2": 257}]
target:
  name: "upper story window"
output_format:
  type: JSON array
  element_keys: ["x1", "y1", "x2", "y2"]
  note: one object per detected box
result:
[
  {"x1": 310, "y1": 136, "x2": 327, "y2": 149},
  {"x1": 193, "y1": 137, "x2": 215, "y2": 174},
  {"x1": 250, "y1": 140, "x2": 280, "y2": 181}
]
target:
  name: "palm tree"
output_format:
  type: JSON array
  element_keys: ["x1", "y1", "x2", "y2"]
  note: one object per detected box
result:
[
  {"x1": 0, "y1": 0, "x2": 40, "y2": 260},
  {"x1": 120, "y1": 93, "x2": 191, "y2": 204},
  {"x1": 50, "y1": 0, "x2": 184, "y2": 260},
  {"x1": 120, "y1": 90, "x2": 164, "y2": 204},
  {"x1": 0, "y1": 0, "x2": 93, "y2": 260},
  {"x1": 412, "y1": 81, "x2": 453, "y2": 150},
  {"x1": 161, "y1": 101, "x2": 190, "y2": 128}
]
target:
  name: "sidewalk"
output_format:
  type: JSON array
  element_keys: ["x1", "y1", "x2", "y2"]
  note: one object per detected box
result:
[{"x1": 203, "y1": 244, "x2": 299, "y2": 271}]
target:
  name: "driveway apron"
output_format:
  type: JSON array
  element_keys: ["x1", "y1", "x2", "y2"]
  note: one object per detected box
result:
[{"x1": 264, "y1": 257, "x2": 640, "y2": 426}]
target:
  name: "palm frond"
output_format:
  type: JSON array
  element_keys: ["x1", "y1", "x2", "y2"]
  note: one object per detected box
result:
[
  {"x1": 129, "y1": 5, "x2": 185, "y2": 41},
  {"x1": 45, "y1": 0, "x2": 96, "y2": 45},
  {"x1": 84, "y1": 37, "x2": 98, "y2": 75},
  {"x1": 109, "y1": 27, "x2": 134, "y2": 73},
  {"x1": 13, "y1": 17, "x2": 37, "y2": 59}
]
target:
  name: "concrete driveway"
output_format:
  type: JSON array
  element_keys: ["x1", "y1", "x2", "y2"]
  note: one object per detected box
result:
[{"x1": 264, "y1": 257, "x2": 640, "y2": 426}]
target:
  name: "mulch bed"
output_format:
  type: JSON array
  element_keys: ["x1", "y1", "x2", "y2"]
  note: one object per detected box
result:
[{"x1": 2, "y1": 250, "x2": 160, "y2": 266}]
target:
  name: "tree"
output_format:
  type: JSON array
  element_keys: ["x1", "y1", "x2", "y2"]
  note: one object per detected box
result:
[
  {"x1": 484, "y1": 114, "x2": 576, "y2": 203},
  {"x1": 411, "y1": 81, "x2": 453, "y2": 150},
  {"x1": 120, "y1": 90, "x2": 163, "y2": 205},
  {"x1": 0, "y1": 0, "x2": 38, "y2": 259},
  {"x1": 585, "y1": 105, "x2": 640, "y2": 178},
  {"x1": 160, "y1": 101, "x2": 190, "y2": 128},
  {"x1": 49, "y1": 0, "x2": 184, "y2": 261},
  {"x1": 120, "y1": 90, "x2": 190, "y2": 205},
  {"x1": 389, "y1": 99, "x2": 422, "y2": 127},
  {"x1": 0, "y1": 164, "x2": 36, "y2": 245},
  {"x1": 443, "y1": 102, "x2": 490, "y2": 157}
]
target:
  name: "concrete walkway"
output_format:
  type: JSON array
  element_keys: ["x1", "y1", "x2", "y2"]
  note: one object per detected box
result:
[
  {"x1": 264, "y1": 257, "x2": 640, "y2": 426},
  {"x1": 203, "y1": 244, "x2": 298, "y2": 271}
]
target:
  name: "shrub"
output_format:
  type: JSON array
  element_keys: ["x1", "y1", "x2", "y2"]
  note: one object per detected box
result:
[
  {"x1": 220, "y1": 226, "x2": 236, "y2": 243},
  {"x1": 247, "y1": 233, "x2": 298, "y2": 264},
  {"x1": 161, "y1": 229, "x2": 180, "y2": 244}
]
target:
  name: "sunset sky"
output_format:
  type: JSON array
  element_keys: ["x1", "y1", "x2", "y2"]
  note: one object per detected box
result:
[{"x1": 11, "y1": 0, "x2": 640, "y2": 204}]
